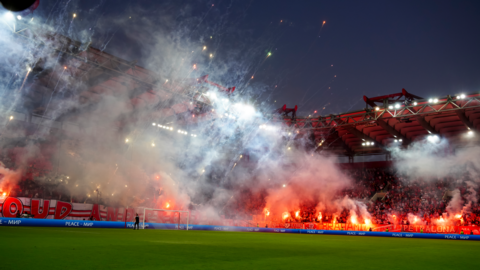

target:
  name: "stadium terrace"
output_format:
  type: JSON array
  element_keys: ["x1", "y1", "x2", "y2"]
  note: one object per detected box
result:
[{"x1": 1, "y1": 7, "x2": 480, "y2": 238}]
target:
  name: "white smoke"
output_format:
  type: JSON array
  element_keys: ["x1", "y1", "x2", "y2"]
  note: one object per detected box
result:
[{"x1": 391, "y1": 136, "x2": 480, "y2": 224}]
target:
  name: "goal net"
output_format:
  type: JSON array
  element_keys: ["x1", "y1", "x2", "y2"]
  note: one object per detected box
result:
[
  {"x1": 141, "y1": 208, "x2": 190, "y2": 230},
  {"x1": 372, "y1": 224, "x2": 397, "y2": 232}
]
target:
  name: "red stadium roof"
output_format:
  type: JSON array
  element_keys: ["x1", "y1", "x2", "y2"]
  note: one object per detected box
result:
[{"x1": 275, "y1": 91, "x2": 480, "y2": 156}]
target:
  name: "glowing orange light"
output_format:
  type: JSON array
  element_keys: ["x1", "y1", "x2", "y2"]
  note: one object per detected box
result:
[
  {"x1": 2, "y1": 192, "x2": 6, "y2": 196},
  {"x1": 455, "y1": 214, "x2": 462, "y2": 219},
  {"x1": 166, "y1": 203, "x2": 170, "y2": 209},
  {"x1": 314, "y1": 110, "x2": 317, "y2": 113},
  {"x1": 282, "y1": 212, "x2": 289, "y2": 220},
  {"x1": 192, "y1": 114, "x2": 195, "y2": 118},
  {"x1": 351, "y1": 216, "x2": 357, "y2": 224},
  {"x1": 365, "y1": 218, "x2": 371, "y2": 225},
  {"x1": 193, "y1": 64, "x2": 197, "y2": 69},
  {"x1": 64, "y1": 66, "x2": 67, "y2": 70},
  {"x1": 318, "y1": 212, "x2": 322, "y2": 220},
  {"x1": 295, "y1": 211, "x2": 299, "y2": 218},
  {"x1": 251, "y1": 75, "x2": 254, "y2": 79}
]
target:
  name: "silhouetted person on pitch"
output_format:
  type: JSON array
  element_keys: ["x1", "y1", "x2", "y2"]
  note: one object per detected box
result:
[{"x1": 134, "y1": 214, "x2": 140, "y2": 230}]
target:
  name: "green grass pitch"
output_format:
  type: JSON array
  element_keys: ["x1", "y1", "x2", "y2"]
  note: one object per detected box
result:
[{"x1": 1, "y1": 227, "x2": 478, "y2": 269}]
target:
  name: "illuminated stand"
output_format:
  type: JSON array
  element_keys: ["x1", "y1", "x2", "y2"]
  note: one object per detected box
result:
[{"x1": 141, "y1": 208, "x2": 190, "y2": 230}]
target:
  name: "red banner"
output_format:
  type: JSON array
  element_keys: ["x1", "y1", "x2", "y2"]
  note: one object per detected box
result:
[{"x1": 1, "y1": 197, "x2": 479, "y2": 234}]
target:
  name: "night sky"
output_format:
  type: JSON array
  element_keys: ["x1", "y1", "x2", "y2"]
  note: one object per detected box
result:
[{"x1": 35, "y1": 0, "x2": 480, "y2": 116}]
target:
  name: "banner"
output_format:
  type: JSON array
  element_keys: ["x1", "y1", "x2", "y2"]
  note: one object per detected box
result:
[
  {"x1": 0, "y1": 197, "x2": 246, "y2": 226},
  {"x1": 1, "y1": 197, "x2": 478, "y2": 235},
  {"x1": 1, "y1": 217, "x2": 480, "y2": 241}
]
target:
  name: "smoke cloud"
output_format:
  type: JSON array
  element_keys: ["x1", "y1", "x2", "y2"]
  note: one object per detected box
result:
[{"x1": 0, "y1": 0, "x2": 371, "y2": 224}]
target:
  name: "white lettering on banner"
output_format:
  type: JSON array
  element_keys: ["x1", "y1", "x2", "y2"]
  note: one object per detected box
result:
[
  {"x1": 246, "y1": 228, "x2": 253, "y2": 232},
  {"x1": 83, "y1": 223, "x2": 93, "y2": 227},
  {"x1": 460, "y1": 236, "x2": 469, "y2": 240},
  {"x1": 445, "y1": 235, "x2": 456, "y2": 239},
  {"x1": 254, "y1": 229, "x2": 259, "y2": 232},
  {"x1": 358, "y1": 233, "x2": 365, "y2": 236},
  {"x1": 280, "y1": 230, "x2": 285, "y2": 233},
  {"x1": 347, "y1": 232, "x2": 356, "y2": 235},
  {"x1": 8, "y1": 220, "x2": 21, "y2": 225},
  {"x1": 65, "y1": 222, "x2": 79, "y2": 227},
  {"x1": 127, "y1": 224, "x2": 133, "y2": 228},
  {"x1": 392, "y1": 233, "x2": 402, "y2": 237},
  {"x1": 405, "y1": 234, "x2": 414, "y2": 237},
  {"x1": 306, "y1": 230, "x2": 315, "y2": 234},
  {"x1": 213, "y1": 227, "x2": 222, "y2": 231},
  {"x1": 274, "y1": 229, "x2": 279, "y2": 232},
  {"x1": 317, "y1": 231, "x2": 324, "y2": 234}
]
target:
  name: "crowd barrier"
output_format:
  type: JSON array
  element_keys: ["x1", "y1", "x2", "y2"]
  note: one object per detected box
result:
[{"x1": 1, "y1": 218, "x2": 479, "y2": 241}]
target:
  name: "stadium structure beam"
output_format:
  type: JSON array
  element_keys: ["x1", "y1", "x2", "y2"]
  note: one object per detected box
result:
[
  {"x1": 315, "y1": 130, "x2": 354, "y2": 156},
  {"x1": 376, "y1": 119, "x2": 411, "y2": 145},
  {"x1": 345, "y1": 126, "x2": 381, "y2": 146},
  {"x1": 414, "y1": 116, "x2": 438, "y2": 135},
  {"x1": 277, "y1": 93, "x2": 480, "y2": 131},
  {"x1": 455, "y1": 110, "x2": 475, "y2": 130}
]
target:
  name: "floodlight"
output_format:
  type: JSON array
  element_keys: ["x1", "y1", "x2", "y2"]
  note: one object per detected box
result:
[
  {"x1": 395, "y1": 104, "x2": 400, "y2": 109},
  {"x1": 375, "y1": 107, "x2": 379, "y2": 111},
  {"x1": 5, "y1": 12, "x2": 14, "y2": 20},
  {"x1": 388, "y1": 106, "x2": 393, "y2": 109},
  {"x1": 413, "y1": 102, "x2": 417, "y2": 105}
]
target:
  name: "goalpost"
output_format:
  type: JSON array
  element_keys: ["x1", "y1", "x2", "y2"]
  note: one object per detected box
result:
[
  {"x1": 141, "y1": 208, "x2": 190, "y2": 230},
  {"x1": 372, "y1": 224, "x2": 396, "y2": 232}
]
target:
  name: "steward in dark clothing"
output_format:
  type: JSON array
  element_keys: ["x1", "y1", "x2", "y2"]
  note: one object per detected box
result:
[{"x1": 134, "y1": 214, "x2": 140, "y2": 230}]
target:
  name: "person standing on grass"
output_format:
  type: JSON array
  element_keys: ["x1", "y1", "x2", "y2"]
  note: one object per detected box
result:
[{"x1": 134, "y1": 213, "x2": 140, "y2": 230}]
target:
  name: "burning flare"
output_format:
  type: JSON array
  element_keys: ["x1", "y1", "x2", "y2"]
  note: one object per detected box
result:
[{"x1": 351, "y1": 216, "x2": 357, "y2": 224}]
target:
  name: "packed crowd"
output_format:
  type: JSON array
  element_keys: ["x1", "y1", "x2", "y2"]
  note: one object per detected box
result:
[{"x1": 283, "y1": 168, "x2": 480, "y2": 227}]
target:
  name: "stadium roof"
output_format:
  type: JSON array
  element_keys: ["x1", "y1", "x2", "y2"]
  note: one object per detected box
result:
[
  {"x1": 276, "y1": 91, "x2": 480, "y2": 156},
  {"x1": 6, "y1": 21, "x2": 217, "y2": 127}
]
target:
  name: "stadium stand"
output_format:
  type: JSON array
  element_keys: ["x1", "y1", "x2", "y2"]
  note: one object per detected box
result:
[{"x1": 3, "y1": 155, "x2": 479, "y2": 229}]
